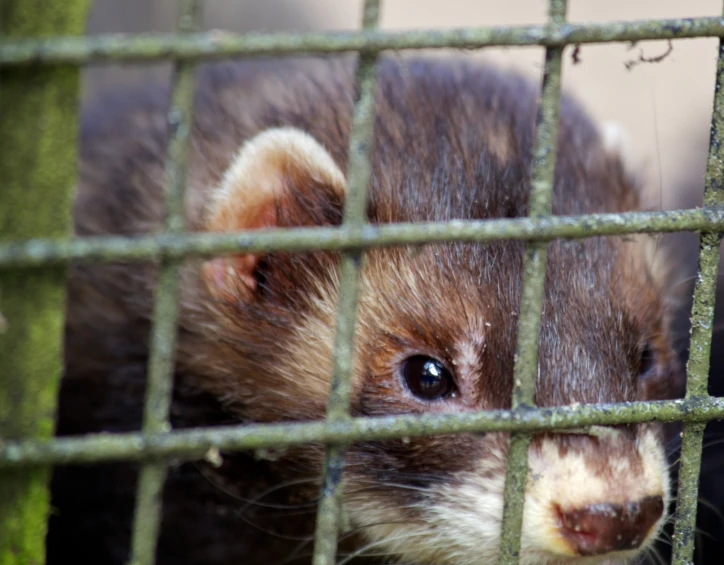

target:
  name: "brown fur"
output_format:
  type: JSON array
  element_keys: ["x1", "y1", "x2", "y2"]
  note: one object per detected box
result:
[{"x1": 50, "y1": 55, "x2": 683, "y2": 565}]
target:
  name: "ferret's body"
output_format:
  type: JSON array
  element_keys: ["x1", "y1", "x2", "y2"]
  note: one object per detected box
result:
[{"x1": 50, "y1": 56, "x2": 682, "y2": 565}]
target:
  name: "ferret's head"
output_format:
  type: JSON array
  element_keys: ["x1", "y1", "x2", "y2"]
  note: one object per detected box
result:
[{"x1": 191, "y1": 62, "x2": 682, "y2": 565}]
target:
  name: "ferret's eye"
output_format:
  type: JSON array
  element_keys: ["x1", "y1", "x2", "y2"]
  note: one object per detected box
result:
[
  {"x1": 401, "y1": 356, "x2": 455, "y2": 401},
  {"x1": 638, "y1": 343, "x2": 656, "y2": 378}
]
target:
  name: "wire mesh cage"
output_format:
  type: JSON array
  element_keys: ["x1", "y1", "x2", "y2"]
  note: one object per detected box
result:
[{"x1": 1, "y1": 1, "x2": 723, "y2": 565}]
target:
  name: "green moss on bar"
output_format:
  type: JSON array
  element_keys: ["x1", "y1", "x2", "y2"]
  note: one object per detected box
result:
[
  {"x1": 0, "y1": 207, "x2": 721, "y2": 269},
  {"x1": 498, "y1": 2, "x2": 568, "y2": 563},
  {"x1": 2, "y1": 18, "x2": 724, "y2": 66},
  {"x1": 312, "y1": 442, "x2": 349, "y2": 565},
  {"x1": 0, "y1": 2, "x2": 90, "y2": 564},
  {"x1": 672, "y1": 423, "x2": 707, "y2": 565},
  {"x1": 312, "y1": 4, "x2": 381, "y2": 565},
  {"x1": 325, "y1": 51, "x2": 379, "y2": 424},
  {"x1": 128, "y1": 463, "x2": 169, "y2": 565},
  {"x1": 685, "y1": 234, "x2": 723, "y2": 400},
  {"x1": 126, "y1": 3, "x2": 202, "y2": 565},
  {"x1": 1, "y1": 397, "x2": 722, "y2": 469},
  {"x1": 672, "y1": 238, "x2": 720, "y2": 561},
  {"x1": 498, "y1": 244, "x2": 549, "y2": 565},
  {"x1": 671, "y1": 13, "x2": 724, "y2": 562}
]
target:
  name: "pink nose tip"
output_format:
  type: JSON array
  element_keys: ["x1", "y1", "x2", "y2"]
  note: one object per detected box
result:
[{"x1": 555, "y1": 495, "x2": 664, "y2": 556}]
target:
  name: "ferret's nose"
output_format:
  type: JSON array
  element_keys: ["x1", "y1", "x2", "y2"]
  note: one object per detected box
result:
[{"x1": 555, "y1": 495, "x2": 664, "y2": 556}]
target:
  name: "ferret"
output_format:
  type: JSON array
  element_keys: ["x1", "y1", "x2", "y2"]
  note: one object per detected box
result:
[{"x1": 48, "y1": 55, "x2": 685, "y2": 565}]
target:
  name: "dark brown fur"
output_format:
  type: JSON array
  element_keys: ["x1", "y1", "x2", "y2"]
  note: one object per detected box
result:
[{"x1": 50, "y1": 55, "x2": 683, "y2": 565}]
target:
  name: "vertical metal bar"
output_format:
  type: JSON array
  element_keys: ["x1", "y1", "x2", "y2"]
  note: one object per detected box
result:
[
  {"x1": 311, "y1": 2, "x2": 381, "y2": 565},
  {"x1": 497, "y1": 1, "x2": 567, "y2": 564},
  {"x1": 0, "y1": 2, "x2": 91, "y2": 563},
  {"x1": 671, "y1": 1, "x2": 724, "y2": 558},
  {"x1": 127, "y1": 1, "x2": 201, "y2": 564}
]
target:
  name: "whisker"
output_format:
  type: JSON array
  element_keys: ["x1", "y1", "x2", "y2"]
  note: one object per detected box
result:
[
  {"x1": 274, "y1": 538, "x2": 317, "y2": 565},
  {"x1": 338, "y1": 519, "x2": 422, "y2": 541},
  {"x1": 668, "y1": 432, "x2": 724, "y2": 474},
  {"x1": 278, "y1": 519, "x2": 425, "y2": 565},
  {"x1": 345, "y1": 481, "x2": 434, "y2": 495},
  {"x1": 696, "y1": 496, "x2": 724, "y2": 529},
  {"x1": 694, "y1": 526, "x2": 717, "y2": 542},
  {"x1": 228, "y1": 509, "x2": 317, "y2": 542},
  {"x1": 194, "y1": 464, "x2": 321, "y2": 510},
  {"x1": 335, "y1": 530, "x2": 431, "y2": 565},
  {"x1": 239, "y1": 476, "x2": 321, "y2": 513},
  {"x1": 646, "y1": 543, "x2": 667, "y2": 565},
  {"x1": 657, "y1": 521, "x2": 674, "y2": 543}
]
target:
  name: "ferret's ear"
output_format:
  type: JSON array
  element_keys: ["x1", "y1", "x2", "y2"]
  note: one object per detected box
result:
[{"x1": 201, "y1": 127, "x2": 347, "y2": 299}]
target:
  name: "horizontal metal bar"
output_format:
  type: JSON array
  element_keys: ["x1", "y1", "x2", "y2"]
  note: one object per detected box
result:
[
  {"x1": 1, "y1": 17, "x2": 723, "y2": 66},
  {"x1": 2, "y1": 396, "x2": 723, "y2": 469},
  {"x1": 1, "y1": 207, "x2": 722, "y2": 269}
]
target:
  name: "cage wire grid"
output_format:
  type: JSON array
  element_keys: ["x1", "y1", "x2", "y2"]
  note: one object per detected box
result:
[{"x1": 1, "y1": 1, "x2": 724, "y2": 565}]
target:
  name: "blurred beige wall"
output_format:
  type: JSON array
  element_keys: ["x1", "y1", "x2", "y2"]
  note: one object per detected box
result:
[
  {"x1": 85, "y1": 0, "x2": 721, "y2": 287},
  {"x1": 85, "y1": 0, "x2": 719, "y2": 211}
]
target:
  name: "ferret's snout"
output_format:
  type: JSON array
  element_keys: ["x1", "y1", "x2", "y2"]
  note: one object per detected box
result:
[
  {"x1": 555, "y1": 495, "x2": 664, "y2": 556},
  {"x1": 523, "y1": 431, "x2": 670, "y2": 561}
]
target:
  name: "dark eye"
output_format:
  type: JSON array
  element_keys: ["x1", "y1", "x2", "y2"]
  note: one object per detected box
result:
[
  {"x1": 638, "y1": 343, "x2": 656, "y2": 378},
  {"x1": 401, "y1": 355, "x2": 455, "y2": 401}
]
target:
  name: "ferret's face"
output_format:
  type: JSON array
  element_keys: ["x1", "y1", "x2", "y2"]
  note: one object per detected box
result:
[
  {"x1": 335, "y1": 239, "x2": 677, "y2": 565},
  {"x1": 276, "y1": 237, "x2": 678, "y2": 565},
  {"x1": 197, "y1": 124, "x2": 682, "y2": 565}
]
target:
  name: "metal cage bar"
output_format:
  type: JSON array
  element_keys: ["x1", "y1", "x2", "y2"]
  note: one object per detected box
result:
[
  {"x1": 3, "y1": 396, "x2": 724, "y2": 469},
  {"x1": 670, "y1": 3, "x2": 724, "y2": 560},
  {"x1": 0, "y1": 1, "x2": 91, "y2": 562},
  {"x1": 2, "y1": 18, "x2": 724, "y2": 65},
  {"x1": 127, "y1": 2, "x2": 201, "y2": 564},
  {"x1": 2, "y1": 208, "x2": 722, "y2": 269},
  {"x1": 312, "y1": 2, "x2": 381, "y2": 563},
  {"x1": 498, "y1": 2, "x2": 567, "y2": 563}
]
